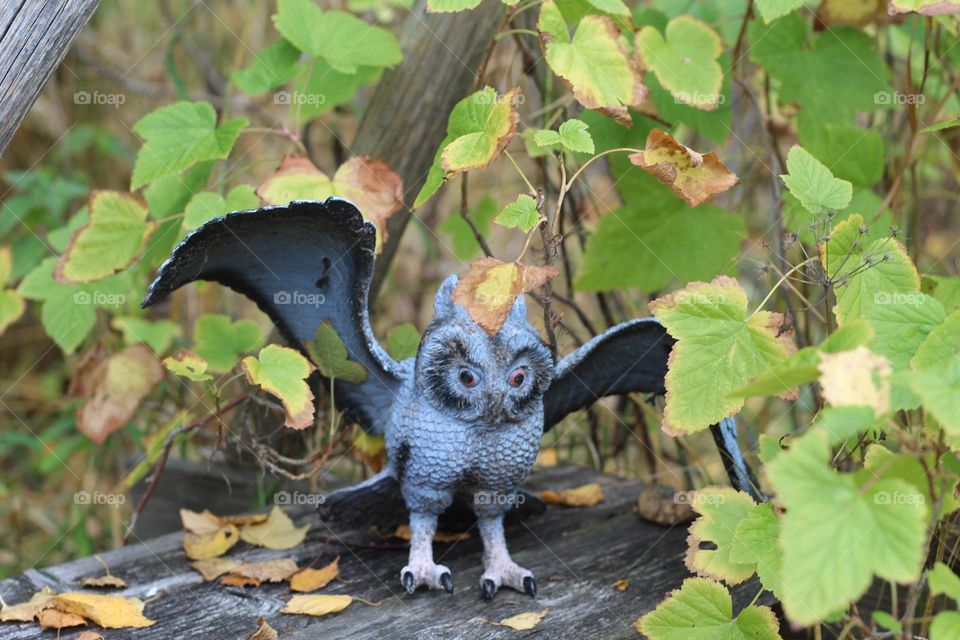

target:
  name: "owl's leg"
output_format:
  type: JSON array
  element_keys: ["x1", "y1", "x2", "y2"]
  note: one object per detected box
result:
[
  {"x1": 400, "y1": 511, "x2": 454, "y2": 594},
  {"x1": 477, "y1": 512, "x2": 536, "y2": 601}
]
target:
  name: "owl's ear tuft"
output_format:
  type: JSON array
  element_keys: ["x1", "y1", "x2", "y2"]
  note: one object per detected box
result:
[
  {"x1": 433, "y1": 274, "x2": 460, "y2": 317},
  {"x1": 507, "y1": 293, "x2": 527, "y2": 325}
]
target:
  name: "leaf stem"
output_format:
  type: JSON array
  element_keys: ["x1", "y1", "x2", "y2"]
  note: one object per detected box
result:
[
  {"x1": 749, "y1": 257, "x2": 817, "y2": 318},
  {"x1": 564, "y1": 147, "x2": 642, "y2": 190},
  {"x1": 504, "y1": 150, "x2": 536, "y2": 194}
]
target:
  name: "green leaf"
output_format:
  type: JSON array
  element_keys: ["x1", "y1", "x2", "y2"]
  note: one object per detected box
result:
[
  {"x1": 929, "y1": 562, "x2": 960, "y2": 602},
  {"x1": 685, "y1": 488, "x2": 757, "y2": 584},
  {"x1": 815, "y1": 406, "x2": 881, "y2": 445},
  {"x1": 912, "y1": 309, "x2": 960, "y2": 372},
  {"x1": 55, "y1": 191, "x2": 155, "y2": 283},
  {"x1": 539, "y1": 1, "x2": 646, "y2": 124},
  {"x1": 923, "y1": 275, "x2": 960, "y2": 314},
  {"x1": 193, "y1": 314, "x2": 264, "y2": 372},
  {"x1": 649, "y1": 276, "x2": 796, "y2": 433},
  {"x1": 730, "y1": 503, "x2": 784, "y2": 599},
  {"x1": 494, "y1": 195, "x2": 541, "y2": 233},
  {"x1": 824, "y1": 214, "x2": 920, "y2": 325},
  {"x1": 767, "y1": 430, "x2": 928, "y2": 625},
  {"x1": 931, "y1": 612, "x2": 960, "y2": 640},
  {"x1": 242, "y1": 344, "x2": 316, "y2": 429},
  {"x1": 231, "y1": 39, "x2": 301, "y2": 94},
  {"x1": 289, "y1": 60, "x2": 381, "y2": 121},
  {"x1": 532, "y1": 119, "x2": 595, "y2": 153},
  {"x1": 866, "y1": 292, "x2": 945, "y2": 371},
  {"x1": 48, "y1": 208, "x2": 89, "y2": 253},
  {"x1": 575, "y1": 206, "x2": 744, "y2": 293},
  {"x1": 131, "y1": 102, "x2": 247, "y2": 189},
  {"x1": 162, "y1": 349, "x2": 213, "y2": 382},
  {"x1": 635, "y1": 16, "x2": 724, "y2": 110},
  {"x1": 635, "y1": 577, "x2": 782, "y2": 640},
  {"x1": 584, "y1": 0, "x2": 629, "y2": 16},
  {"x1": 872, "y1": 611, "x2": 902, "y2": 633},
  {"x1": 780, "y1": 146, "x2": 852, "y2": 215},
  {"x1": 900, "y1": 355, "x2": 960, "y2": 435},
  {"x1": 755, "y1": 0, "x2": 816, "y2": 23},
  {"x1": 273, "y1": 0, "x2": 401, "y2": 73},
  {"x1": 920, "y1": 117, "x2": 960, "y2": 133},
  {"x1": 645, "y1": 56, "x2": 732, "y2": 144},
  {"x1": 437, "y1": 194, "x2": 498, "y2": 260},
  {"x1": 387, "y1": 323, "x2": 420, "y2": 360},
  {"x1": 0, "y1": 247, "x2": 25, "y2": 335},
  {"x1": 306, "y1": 320, "x2": 368, "y2": 384},
  {"x1": 800, "y1": 124, "x2": 884, "y2": 188},
  {"x1": 441, "y1": 87, "x2": 520, "y2": 175},
  {"x1": 111, "y1": 316, "x2": 181, "y2": 354},
  {"x1": 426, "y1": 0, "x2": 482, "y2": 11},
  {"x1": 183, "y1": 185, "x2": 259, "y2": 230}
]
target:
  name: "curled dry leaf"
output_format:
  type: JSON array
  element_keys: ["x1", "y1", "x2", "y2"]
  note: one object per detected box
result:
[
  {"x1": 249, "y1": 617, "x2": 279, "y2": 640},
  {"x1": 80, "y1": 574, "x2": 127, "y2": 589},
  {"x1": 282, "y1": 594, "x2": 353, "y2": 617},
  {"x1": 190, "y1": 557, "x2": 240, "y2": 581},
  {"x1": 180, "y1": 508, "x2": 222, "y2": 535},
  {"x1": 240, "y1": 506, "x2": 310, "y2": 550},
  {"x1": 614, "y1": 579, "x2": 629, "y2": 591},
  {"x1": 290, "y1": 557, "x2": 340, "y2": 592},
  {"x1": 76, "y1": 632, "x2": 105, "y2": 640},
  {"x1": 629, "y1": 129, "x2": 738, "y2": 207},
  {"x1": 393, "y1": 525, "x2": 470, "y2": 543},
  {"x1": 497, "y1": 609, "x2": 548, "y2": 630},
  {"x1": 68, "y1": 343, "x2": 165, "y2": 445},
  {"x1": 48, "y1": 593, "x2": 155, "y2": 629},
  {"x1": 635, "y1": 484, "x2": 696, "y2": 526},
  {"x1": 226, "y1": 558, "x2": 299, "y2": 585},
  {"x1": 818, "y1": 346, "x2": 892, "y2": 417},
  {"x1": 538, "y1": 483, "x2": 605, "y2": 507},
  {"x1": 183, "y1": 524, "x2": 240, "y2": 560},
  {"x1": 38, "y1": 607, "x2": 86, "y2": 630},
  {"x1": 221, "y1": 574, "x2": 261, "y2": 588},
  {"x1": 452, "y1": 257, "x2": 559, "y2": 336},
  {"x1": 0, "y1": 587, "x2": 55, "y2": 622}
]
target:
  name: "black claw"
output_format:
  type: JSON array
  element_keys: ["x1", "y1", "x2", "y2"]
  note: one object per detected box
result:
[
  {"x1": 523, "y1": 576, "x2": 537, "y2": 598},
  {"x1": 440, "y1": 572, "x2": 454, "y2": 594},
  {"x1": 481, "y1": 578, "x2": 496, "y2": 602},
  {"x1": 402, "y1": 570, "x2": 415, "y2": 594}
]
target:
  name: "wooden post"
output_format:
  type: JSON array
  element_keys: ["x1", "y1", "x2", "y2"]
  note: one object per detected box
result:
[{"x1": 0, "y1": 0, "x2": 100, "y2": 157}]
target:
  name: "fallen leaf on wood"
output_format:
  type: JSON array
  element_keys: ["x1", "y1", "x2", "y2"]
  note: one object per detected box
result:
[
  {"x1": 497, "y1": 609, "x2": 548, "y2": 630},
  {"x1": 38, "y1": 607, "x2": 86, "y2": 630},
  {"x1": 80, "y1": 574, "x2": 127, "y2": 589},
  {"x1": 452, "y1": 258, "x2": 559, "y2": 335},
  {"x1": 628, "y1": 129, "x2": 738, "y2": 207},
  {"x1": 635, "y1": 484, "x2": 696, "y2": 526},
  {"x1": 216, "y1": 513, "x2": 269, "y2": 527},
  {"x1": 228, "y1": 559, "x2": 299, "y2": 584},
  {"x1": 190, "y1": 558, "x2": 240, "y2": 581},
  {"x1": 614, "y1": 579, "x2": 629, "y2": 591},
  {"x1": 282, "y1": 594, "x2": 353, "y2": 617},
  {"x1": 249, "y1": 617, "x2": 279, "y2": 640},
  {"x1": 221, "y1": 573, "x2": 261, "y2": 588},
  {"x1": 180, "y1": 508, "x2": 222, "y2": 535},
  {"x1": 183, "y1": 524, "x2": 240, "y2": 560},
  {"x1": 393, "y1": 525, "x2": 470, "y2": 543},
  {"x1": 290, "y1": 557, "x2": 340, "y2": 592},
  {"x1": 75, "y1": 632, "x2": 104, "y2": 640},
  {"x1": 538, "y1": 483, "x2": 605, "y2": 507},
  {"x1": 49, "y1": 593, "x2": 155, "y2": 629},
  {"x1": 240, "y1": 506, "x2": 309, "y2": 550},
  {"x1": 0, "y1": 587, "x2": 55, "y2": 622}
]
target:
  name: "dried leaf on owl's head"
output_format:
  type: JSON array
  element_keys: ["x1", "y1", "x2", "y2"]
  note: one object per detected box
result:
[{"x1": 452, "y1": 257, "x2": 558, "y2": 335}]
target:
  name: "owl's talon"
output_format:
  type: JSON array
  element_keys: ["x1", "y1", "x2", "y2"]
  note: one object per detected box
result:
[
  {"x1": 400, "y1": 560, "x2": 452, "y2": 594},
  {"x1": 481, "y1": 578, "x2": 497, "y2": 602},
  {"x1": 523, "y1": 575, "x2": 537, "y2": 598},
  {"x1": 440, "y1": 571, "x2": 454, "y2": 594},
  {"x1": 402, "y1": 570, "x2": 415, "y2": 594}
]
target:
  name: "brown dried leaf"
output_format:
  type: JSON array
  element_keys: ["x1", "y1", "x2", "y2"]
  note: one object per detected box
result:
[
  {"x1": 497, "y1": 609, "x2": 548, "y2": 630},
  {"x1": 220, "y1": 573, "x2": 261, "y2": 588},
  {"x1": 0, "y1": 587, "x2": 55, "y2": 622},
  {"x1": 227, "y1": 558, "x2": 299, "y2": 584},
  {"x1": 635, "y1": 484, "x2": 697, "y2": 526},
  {"x1": 282, "y1": 594, "x2": 353, "y2": 617},
  {"x1": 48, "y1": 593, "x2": 155, "y2": 629},
  {"x1": 239, "y1": 506, "x2": 310, "y2": 550},
  {"x1": 249, "y1": 617, "x2": 279, "y2": 640},
  {"x1": 69, "y1": 343, "x2": 164, "y2": 444},
  {"x1": 452, "y1": 257, "x2": 558, "y2": 335},
  {"x1": 80, "y1": 574, "x2": 127, "y2": 589},
  {"x1": 613, "y1": 579, "x2": 629, "y2": 591},
  {"x1": 538, "y1": 483, "x2": 605, "y2": 507},
  {"x1": 182, "y1": 524, "x2": 240, "y2": 560},
  {"x1": 75, "y1": 632, "x2": 104, "y2": 640},
  {"x1": 331, "y1": 156, "x2": 404, "y2": 249},
  {"x1": 38, "y1": 607, "x2": 87, "y2": 630},
  {"x1": 393, "y1": 525, "x2": 470, "y2": 543},
  {"x1": 215, "y1": 513, "x2": 269, "y2": 527},
  {"x1": 180, "y1": 508, "x2": 222, "y2": 535},
  {"x1": 190, "y1": 557, "x2": 240, "y2": 581},
  {"x1": 629, "y1": 129, "x2": 738, "y2": 207},
  {"x1": 290, "y1": 557, "x2": 340, "y2": 592}
]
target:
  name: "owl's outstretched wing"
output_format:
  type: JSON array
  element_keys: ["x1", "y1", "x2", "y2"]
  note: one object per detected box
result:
[
  {"x1": 142, "y1": 198, "x2": 404, "y2": 434},
  {"x1": 542, "y1": 318, "x2": 672, "y2": 430}
]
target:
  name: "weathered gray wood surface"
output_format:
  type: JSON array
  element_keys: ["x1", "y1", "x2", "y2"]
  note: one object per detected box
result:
[
  {"x1": 0, "y1": 465, "x2": 773, "y2": 639},
  {"x1": 0, "y1": 0, "x2": 100, "y2": 156}
]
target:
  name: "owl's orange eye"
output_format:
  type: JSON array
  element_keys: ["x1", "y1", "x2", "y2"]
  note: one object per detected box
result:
[
  {"x1": 509, "y1": 368, "x2": 526, "y2": 387},
  {"x1": 458, "y1": 368, "x2": 479, "y2": 388}
]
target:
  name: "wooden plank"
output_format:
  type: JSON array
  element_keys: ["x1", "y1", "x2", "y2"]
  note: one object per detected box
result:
[
  {"x1": 0, "y1": 0, "x2": 100, "y2": 156},
  {"x1": 0, "y1": 465, "x2": 769, "y2": 639}
]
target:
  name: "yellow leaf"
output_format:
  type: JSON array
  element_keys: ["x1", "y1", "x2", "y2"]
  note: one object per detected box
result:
[
  {"x1": 249, "y1": 617, "x2": 279, "y2": 640},
  {"x1": 216, "y1": 512, "x2": 269, "y2": 527},
  {"x1": 282, "y1": 594, "x2": 353, "y2": 617},
  {"x1": 76, "y1": 632, "x2": 104, "y2": 640},
  {"x1": 498, "y1": 609, "x2": 548, "y2": 630},
  {"x1": 535, "y1": 447, "x2": 558, "y2": 468},
  {"x1": 290, "y1": 557, "x2": 340, "y2": 592},
  {"x1": 0, "y1": 587, "x2": 55, "y2": 622},
  {"x1": 452, "y1": 257, "x2": 558, "y2": 335},
  {"x1": 240, "y1": 506, "x2": 310, "y2": 550},
  {"x1": 629, "y1": 129, "x2": 738, "y2": 207},
  {"x1": 538, "y1": 483, "x2": 605, "y2": 507},
  {"x1": 818, "y1": 347, "x2": 891, "y2": 417},
  {"x1": 180, "y1": 508, "x2": 222, "y2": 534},
  {"x1": 38, "y1": 607, "x2": 86, "y2": 630},
  {"x1": 182, "y1": 524, "x2": 240, "y2": 560},
  {"x1": 190, "y1": 558, "x2": 240, "y2": 581},
  {"x1": 49, "y1": 593, "x2": 155, "y2": 629}
]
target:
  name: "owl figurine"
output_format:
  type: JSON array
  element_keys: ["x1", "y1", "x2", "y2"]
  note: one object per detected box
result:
[{"x1": 144, "y1": 199, "x2": 751, "y2": 600}]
